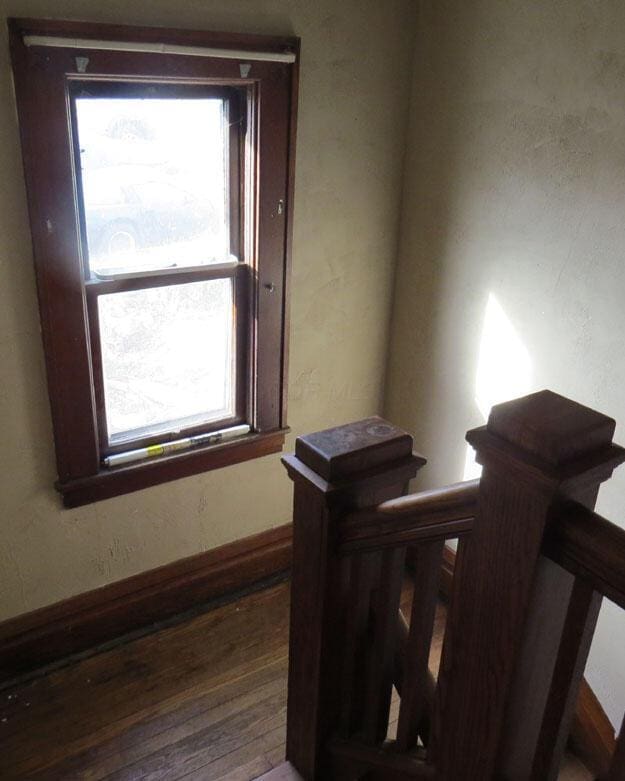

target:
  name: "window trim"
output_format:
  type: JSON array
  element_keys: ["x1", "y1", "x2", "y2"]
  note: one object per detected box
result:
[{"x1": 9, "y1": 18, "x2": 299, "y2": 507}]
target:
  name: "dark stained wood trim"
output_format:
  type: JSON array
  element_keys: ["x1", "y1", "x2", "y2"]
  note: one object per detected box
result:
[
  {"x1": 436, "y1": 545, "x2": 615, "y2": 776},
  {"x1": 58, "y1": 429, "x2": 287, "y2": 507},
  {"x1": 254, "y1": 61, "x2": 292, "y2": 432},
  {"x1": 0, "y1": 522, "x2": 292, "y2": 684},
  {"x1": 280, "y1": 38, "x2": 300, "y2": 429},
  {"x1": 10, "y1": 21, "x2": 101, "y2": 483}
]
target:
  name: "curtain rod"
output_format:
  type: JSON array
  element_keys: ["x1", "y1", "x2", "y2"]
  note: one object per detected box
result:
[{"x1": 23, "y1": 35, "x2": 297, "y2": 64}]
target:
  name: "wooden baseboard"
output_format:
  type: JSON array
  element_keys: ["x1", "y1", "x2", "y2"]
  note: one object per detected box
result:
[
  {"x1": 434, "y1": 544, "x2": 615, "y2": 775},
  {"x1": 440, "y1": 544, "x2": 455, "y2": 599},
  {"x1": 0, "y1": 523, "x2": 292, "y2": 684},
  {"x1": 570, "y1": 678, "x2": 616, "y2": 776}
]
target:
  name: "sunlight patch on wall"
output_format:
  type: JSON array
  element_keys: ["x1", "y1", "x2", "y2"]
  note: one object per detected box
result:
[{"x1": 463, "y1": 294, "x2": 533, "y2": 480}]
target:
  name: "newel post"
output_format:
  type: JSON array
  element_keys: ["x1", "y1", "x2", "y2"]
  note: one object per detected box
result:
[
  {"x1": 433, "y1": 390, "x2": 625, "y2": 781},
  {"x1": 282, "y1": 417, "x2": 425, "y2": 779}
]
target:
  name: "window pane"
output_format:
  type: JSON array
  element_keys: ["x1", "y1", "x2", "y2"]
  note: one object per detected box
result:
[
  {"x1": 98, "y1": 279, "x2": 234, "y2": 445},
  {"x1": 75, "y1": 95, "x2": 230, "y2": 275}
]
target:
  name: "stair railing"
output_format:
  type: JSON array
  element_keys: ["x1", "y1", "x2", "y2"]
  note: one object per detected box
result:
[{"x1": 281, "y1": 391, "x2": 625, "y2": 781}]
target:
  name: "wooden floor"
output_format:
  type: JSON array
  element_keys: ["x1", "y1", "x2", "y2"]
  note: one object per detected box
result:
[{"x1": 0, "y1": 580, "x2": 591, "y2": 780}]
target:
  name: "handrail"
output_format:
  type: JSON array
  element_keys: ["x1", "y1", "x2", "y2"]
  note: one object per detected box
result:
[
  {"x1": 338, "y1": 474, "x2": 625, "y2": 611},
  {"x1": 377, "y1": 479, "x2": 480, "y2": 516},
  {"x1": 338, "y1": 479, "x2": 479, "y2": 554},
  {"x1": 546, "y1": 501, "x2": 625, "y2": 611}
]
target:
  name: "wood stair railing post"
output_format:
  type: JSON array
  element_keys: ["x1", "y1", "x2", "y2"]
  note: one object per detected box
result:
[
  {"x1": 282, "y1": 417, "x2": 425, "y2": 780},
  {"x1": 431, "y1": 390, "x2": 622, "y2": 781},
  {"x1": 496, "y1": 397, "x2": 625, "y2": 781}
]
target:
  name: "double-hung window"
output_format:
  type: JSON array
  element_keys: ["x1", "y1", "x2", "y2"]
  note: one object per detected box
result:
[{"x1": 9, "y1": 19, "x2": 299, "y2": 506}]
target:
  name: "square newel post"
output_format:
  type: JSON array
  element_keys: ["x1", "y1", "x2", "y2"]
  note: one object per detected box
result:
[
  {"x1": 433, "y1": 390, "x2": 625, "y2": 781},
  {"x1": 496, "y1": 393, "x2": 625, "y2": 781},
  {"x1": 282, "y1": 417, "x2": 425, "y2": 780}
]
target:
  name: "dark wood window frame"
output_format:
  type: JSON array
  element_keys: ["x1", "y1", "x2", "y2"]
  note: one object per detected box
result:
[{"x1": 9, "y1": 18, "x2": 299, "y2": 507}]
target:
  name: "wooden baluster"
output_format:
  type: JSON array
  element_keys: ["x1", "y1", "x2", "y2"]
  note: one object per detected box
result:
[
  {"x1": 431, "y1": 390, "x2": 624, "y2": 781},
  {"x1": 395, "y1": 539, "x2": 443, "y2": 752},
  {"x1": 395, "y1": 606, "x2": 410, "y2": 693},
  {"x1": 528, "y1": 576, "x2": 600, "y2": 780},
  {"x1": 362, "y1": 546, "x2": 407, "y2": 744},
  {"x1": 394, "y1": 606, "x2": 438, "y2": 748},
  {"x1": 282, "y1": 417, "x2": 425, "y2": 780},
  {"x1": 339, "y1": 551, "x2": 377, "y2": 738},
  {"x1": 605, "y1": 714, "x2": 625, "y2": 781}
]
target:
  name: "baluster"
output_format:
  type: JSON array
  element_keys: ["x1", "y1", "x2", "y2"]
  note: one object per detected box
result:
[
  {"x1": 282, "y1": 417, "x2": 425, "y2": 780},
  {"x1": 362, "y1": 546, "x2": 407, "y2": 744},
  {"x1": 395, "y1": 539, "x2": 443, "y2": 751},
  {"x1": 339, "y1": 551, "x2": 377, "y2": 738}
]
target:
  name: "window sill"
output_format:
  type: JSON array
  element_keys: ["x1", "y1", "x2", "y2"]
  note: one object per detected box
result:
[{"x1": 57, "y1": 429, "x2": 288, "y2": 508}]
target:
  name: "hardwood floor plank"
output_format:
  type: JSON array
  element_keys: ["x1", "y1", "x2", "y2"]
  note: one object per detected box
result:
[
  {"x1": 264, "y1": 743, "x2": 287, "y2": 768},
  {"x1": 179, "y1": 724, "x2": 286, "y2": 781},
  {"x1": 0, "y1": 584, "x2": 289, "y2": 779},
  {"x1": 212, "y1": 755, "x2": 273, "y2": 781},
  {"x1": 1, "y1": 583, "x2": 287, "y2": 733},
  {"x1": 28, "y1": 662, "x2": 288, "y2": 781},
  {"x1": 104, "y1": 697, "x2": 286, "y2": 781}
]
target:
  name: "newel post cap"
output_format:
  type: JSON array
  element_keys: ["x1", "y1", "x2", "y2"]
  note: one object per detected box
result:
[
  {"x1": 284, "y1": 416, "x2": 426, "y2": 486},
  {"x1": 486, "y1": 390, "x2": 614, "y2": 464},
  {"x1": 467, "y1": 390, "x2": 624, "y2": 479}
]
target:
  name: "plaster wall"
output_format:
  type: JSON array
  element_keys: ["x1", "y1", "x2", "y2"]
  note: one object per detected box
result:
[
  {"x1": 0, "y1": 0, "x2": 417, "y2": 621},
  {"x1": 385, "y1": 0, "x2": 625, "y2": 728}
]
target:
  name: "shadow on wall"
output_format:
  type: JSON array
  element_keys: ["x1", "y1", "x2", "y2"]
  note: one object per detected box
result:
[
  {"x1": 383, "y1": 0, "x2": 490, "y2": 482},
  {"x1": 384, "y1": 2, "x2": 544, "y2": 485}
]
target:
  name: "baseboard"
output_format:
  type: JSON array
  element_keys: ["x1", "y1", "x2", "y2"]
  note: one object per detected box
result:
[
  {"x1": 0, "y1": 523, "x2": 292, "y2": 684},
  {"x1": 440, "y1": 544, "x2": 455, "y2": 599},
  {"x1": 435, "y1": 543, "x2": 615, "y2": 775},
  {"x1": 569, "y1": 678, "x2": 616, "y2": 776}
]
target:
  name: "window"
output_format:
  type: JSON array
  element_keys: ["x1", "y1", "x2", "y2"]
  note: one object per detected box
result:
[{"x1": 9, "y1": 19, "x2": 299, "y2": 506}]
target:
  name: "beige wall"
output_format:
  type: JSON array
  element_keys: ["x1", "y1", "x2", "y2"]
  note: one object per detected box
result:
[
  {"x1": 385, "y1": 0, "x2": 625, "y2": 728},
  {"x1": 0, "y1": 0, "x2": 417, "y2": 621}
]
